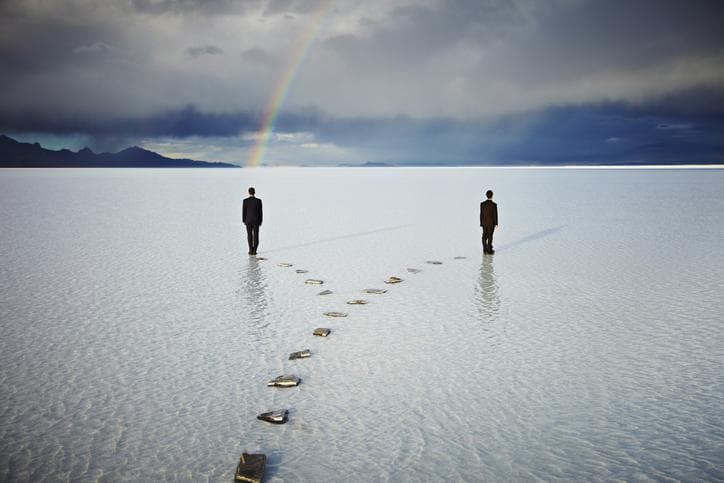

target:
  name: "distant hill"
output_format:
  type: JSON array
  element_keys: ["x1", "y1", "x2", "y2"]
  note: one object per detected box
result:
[{"x1": 0, "y1": 135, "x2": 238, "y2": 168}]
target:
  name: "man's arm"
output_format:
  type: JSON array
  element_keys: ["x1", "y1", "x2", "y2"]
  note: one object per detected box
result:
[
  {"x1": 258, "y1": 199, "x2": 263, "y2": 226},
  {"x1": 242, "y1": 198, "x2": 247, "y2": 224},
  {"x1": 480, "y1": 202, "x2": 484, "y2": 227},
  {"x1": 494, "y1": 204, "x2": 498, "y2": 227}
]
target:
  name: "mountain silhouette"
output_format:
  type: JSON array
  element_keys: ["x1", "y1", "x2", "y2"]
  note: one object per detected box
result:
[{"x1": 0, "y1": 135, "x2": 238, "y2": 168}]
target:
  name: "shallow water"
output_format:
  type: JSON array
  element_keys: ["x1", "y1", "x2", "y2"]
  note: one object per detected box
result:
[{"x1": 1, "y1": 167, "x2": 723, "y2": 481}]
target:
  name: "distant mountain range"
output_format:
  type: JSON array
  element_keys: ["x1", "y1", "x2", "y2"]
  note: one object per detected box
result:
[{"x1": 0, "y1": 135, "x2": 238, "y2": 168}]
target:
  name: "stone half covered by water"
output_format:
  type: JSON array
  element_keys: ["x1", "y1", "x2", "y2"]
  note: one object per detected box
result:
[
  {"x1": 235, "y1": 453, "x2": 266, "y2": 483},
  {"x1": 324, "y1": 311, "x2": 348, "y2": 317},
  {"x1": 257, "y1": 409, "x2": 288, "y2": 424},
  {"x1": 289, "y1": 349, "x2": 311, "y2": 360},
  {"x1": 267, "y1": 375, "x2": 301, "y2": 387}
]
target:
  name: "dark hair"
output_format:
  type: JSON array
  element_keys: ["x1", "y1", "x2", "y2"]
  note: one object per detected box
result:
[
  {"x1": 486, "y1": 190, "x2": 493, "y2": 199},
  {"x1": 248, "y1": 187, "x2": 255, "y2": 195}
]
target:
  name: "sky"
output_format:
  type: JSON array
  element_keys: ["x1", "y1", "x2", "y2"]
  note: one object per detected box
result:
[{"x1": 1, "y1": 0, "x2": 723, "y2": 166}]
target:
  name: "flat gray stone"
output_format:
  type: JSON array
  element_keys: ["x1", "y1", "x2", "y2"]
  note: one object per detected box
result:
[
  {"x1": 235, "y1": 453, "x2": 266, "y2": 483},
  {"x1": 257, "y1": 409, "x2": 288, "y2": 424},
  {"x1": 346, "y1": 299, "x2": 368, "y2": 305},
  {"x1": 384, "y1": 276, "x2": 403, "y2": 284},
  {"x1": 278, "y1": 262, "x2": 293, "y2": 267},
  {"x1": 454, "y1": 256, "x2": 466, "y2": 259},
  {"x1": 407, "y1": 268, "x2": 422, "y2": 274},
  {"x1": 289, "y1": 349, "x2": 311, "y2": 360},
  {"x1": 363, "y1": 288, "x2": 387, "y2": 294},
  {"x1": 305, "y1": 279, "x2": 324, "y2": 284},
  {"x1": 317, "y1": 290, "x2": 333, "y2": 296},
  {"x1": 324, "y1": 311, "x2": 348, "y2": 317},
  {"x1": 267, "y1": 375, "x2": 301, "y2": 387},
  {"x1": 295, "y1": 269, "x2": 309, "y2": 274},
  {"x1": 426, "y1": 260, "x2": 443, "y2": 265},
  {"x1": 313, "y1": 328, "x2": 331, "y2": 337}
]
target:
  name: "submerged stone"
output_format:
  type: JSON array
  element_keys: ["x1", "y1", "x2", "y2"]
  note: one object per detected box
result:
[
  {"x1": 305, "y1": 279, "x2": 324, "y2": 284},
  {"x1": 454, "y1": 256, "x2": 466, "y2": 259},
  {"x1": 255, "y1": 257, "x2": 268, "y2": 261},
  {"x1": 289, "y1": 349, "x2": 311, "y2": 360},
  {"x1": 346, "y1": 299, "x2": 368, "y2": 305},
  {"x1": 313, "y1": 327, "x2": 331, "y2": 337},
  {"x1": 324, "y1": 311, "x2": 348, "y2": 317},
  {"x1": 235, "y1": 453, "x2": 266, "y2": 483},
  {"x1": 363, "y1": 288, "x2": 387, "y2": 294},
  {"x1": 267, "y1": 375, "x2": 301, "y2": 387},
  {"x1": 295, "y1": 269, "x2": 309, "y2": 274},
  {"x1": 384, "y1": 276, "x2": 403, "y2": 284},
  {"x1": 407, "y1": 268, "x2": 422, "y2": 274},
  {"x1": 257, "y1": 409, "x2": 288, "y2": 424},
  {"x1": 317, "y1": 290, "x2": 333, "y2": 296},
  {"x1": 426, "y1": 260, "x2": 443, "y2": 265},
  {"x1": 278, "y1": 262, "x2": 293, "y2": 267}
]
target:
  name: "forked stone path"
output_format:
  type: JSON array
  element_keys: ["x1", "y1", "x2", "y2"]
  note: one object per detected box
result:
[{"x1": 234, "y1": 254, "x2": 468, "y2": 481}]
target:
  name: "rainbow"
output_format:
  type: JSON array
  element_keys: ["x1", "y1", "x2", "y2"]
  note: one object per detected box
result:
[{"x1": 246, "y1": 1, "x2": 333, "y2": 167}]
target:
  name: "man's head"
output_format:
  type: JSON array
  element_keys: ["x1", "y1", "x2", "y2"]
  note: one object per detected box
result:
[
  {"x1": 486, "y1": 190, "x2": 493, "y2": 199},
  {"x1": 248, "y1": 187, "x2": 256, "y2": 195}
]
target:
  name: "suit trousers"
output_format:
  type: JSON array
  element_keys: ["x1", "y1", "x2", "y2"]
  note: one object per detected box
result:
[
  {"x1": 482, "y1": 226, "x2": 495, "y2": 253},
  {"x1": 246, "y1": 224, "x2": 260, "y2": 252}
]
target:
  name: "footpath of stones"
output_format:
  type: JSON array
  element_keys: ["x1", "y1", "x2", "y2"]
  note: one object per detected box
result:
[{"x1": 234, "y1": 255, "x2": 469, "y2": 481}]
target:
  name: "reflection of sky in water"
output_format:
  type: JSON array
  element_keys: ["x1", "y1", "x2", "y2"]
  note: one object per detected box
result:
[
  {"x1": 476, "y1": 255, "x2": 500, "y2": 322},
  {"x1": 1, "y1": 168, "x2": 723, "y2": 481},
  {"x1": 242, "y1": 257, "x2": 269, "y2": 333}
]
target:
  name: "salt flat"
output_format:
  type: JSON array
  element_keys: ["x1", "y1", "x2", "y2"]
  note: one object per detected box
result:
[{"x1": 1, "y1": 167, "x2": 723, "y2": 481}]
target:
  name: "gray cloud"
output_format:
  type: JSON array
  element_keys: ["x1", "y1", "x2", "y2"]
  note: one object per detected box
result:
[
  {"x1": 185, "y1": 45, "x2": 224, "y2": 57},
  {"x1": 0, "y1": 0, "x2": 722, "y2": 164},
  {"x1": 73, "y1": 42, "x2": 116, "y2": 55}
]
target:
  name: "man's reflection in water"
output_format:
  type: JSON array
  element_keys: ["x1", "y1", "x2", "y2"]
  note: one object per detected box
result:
[
  {"x1": 243, "y1": 257, "x2": 269, "y2": 333},
  {"x1": 476, "y1": 255, "x2": 500, "y2": 322}
]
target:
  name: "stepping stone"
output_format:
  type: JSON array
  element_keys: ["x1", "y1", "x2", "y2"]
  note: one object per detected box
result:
[
  {"x1": 347, "y1": 299, "x2": 368, "y2": 305},
  {"x1": 257, "y1": 409, "x2": 288, "y2": 424},
  {"x1": 317, "y1": 290, "x2": 333, "y2": 296},
  {"x1": 407, "y1": 268, "x2": 422, "y2": 274},
  {"x1": 305, "y1": 279, "x2": 324, "y2": 284},
  {"x1": 289, "y1": 349, "x2": 311, "y2": 360},
  {"x1": 363, "y1": 288, "x2": 387, "y2": 294},
  {"x1": 384, "y1": 276, "x2": 403, "y2": 284},
  {"x1": 295, "y1": 269, "x2": 309, "y2": 274},
  {"x1": 324, "y1": 311, "x2": 348, "y2": 318},
  {"x1": 278, "y1": 263, "x2": 293, "y2": 267},
  {"x1": 426, "y1": 260, "x2": 443, "y2": 265},
  {"x1": 235, "y1": 453, "x2": 266, "y2": 483},
  {"x1": 313, "y1": 328, "x2": 331, "y2": 337},
  {"x1": 255, "y1": 257, "x2": 268, "y2": 261},
  {"x1": 267, "y1": 375, "x2": 301, "y2": 387},
  {"x1": 454, "y1": 256, "x2": 466, "y2": 260}
]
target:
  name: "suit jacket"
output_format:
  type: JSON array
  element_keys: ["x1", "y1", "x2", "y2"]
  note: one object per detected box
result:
[
  {"x1": 243, "y1": 196, "x2": 263, "y2": 226},
  {"x1": 480, "y1": 199, "x2": 497, "y2": 228}
]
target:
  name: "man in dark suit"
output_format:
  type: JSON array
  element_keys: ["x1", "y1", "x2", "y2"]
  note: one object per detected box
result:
[
  {"x1": 480, "y1": 190, "x2": 498, "y2": 254},
  {"x1": 242, "y1": 187, "x2": 263, "y2": 255}
]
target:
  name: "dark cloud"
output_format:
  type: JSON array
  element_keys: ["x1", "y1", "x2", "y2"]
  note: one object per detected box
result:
[{"x1": 0, "y1": 0, "x2": 722, "y2": 163}]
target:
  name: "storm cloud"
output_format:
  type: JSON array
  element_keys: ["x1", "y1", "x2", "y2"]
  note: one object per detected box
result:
[{"x1": 0, "y1": 0, "x2": 722, "y2": 164}]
